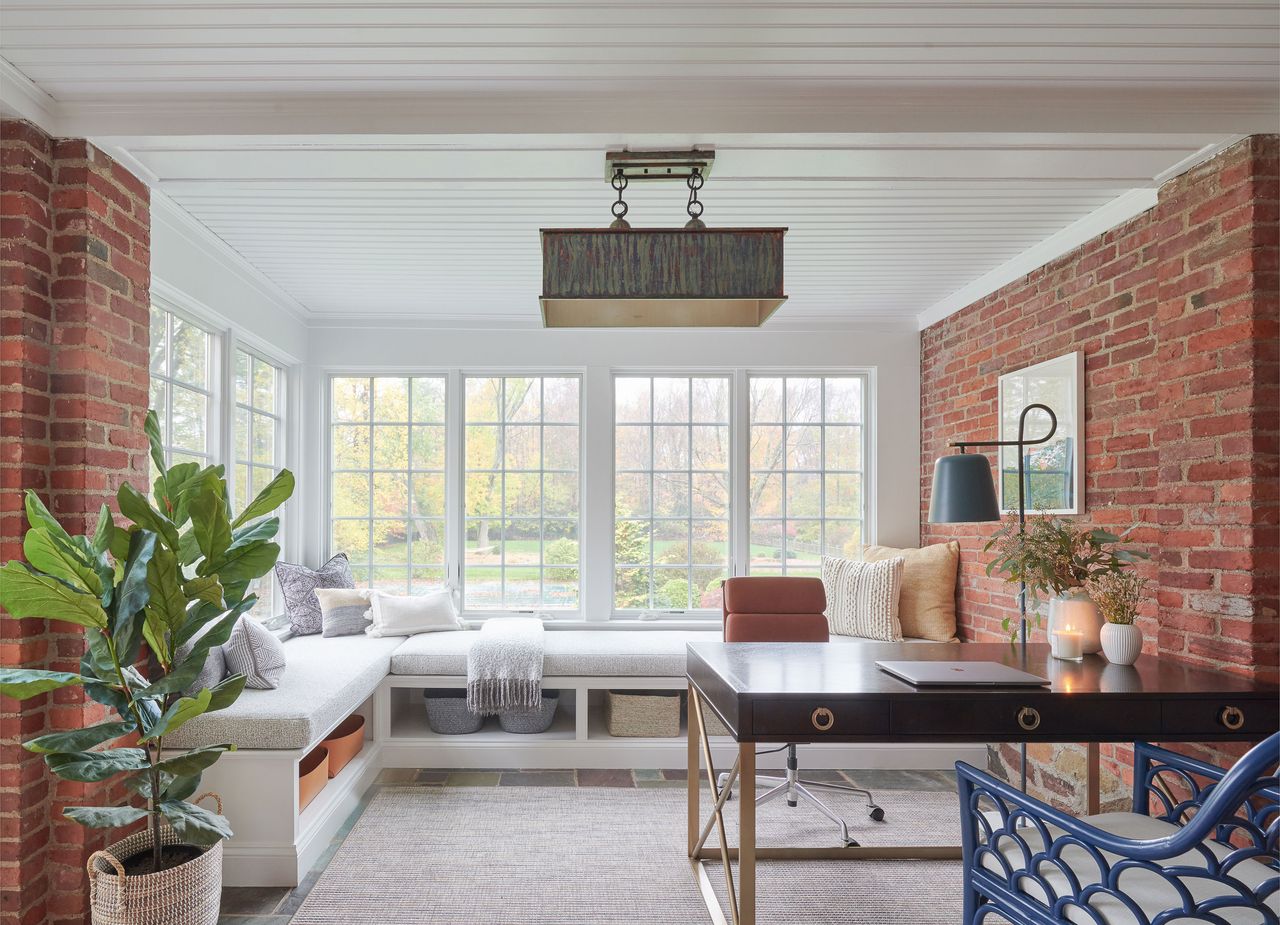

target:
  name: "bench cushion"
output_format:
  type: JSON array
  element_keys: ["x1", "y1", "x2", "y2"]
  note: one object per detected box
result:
[
  {"x1": 165, "y1": 634, "x2": 404, "y2": 751},
  {"x1": 388, "y1": 629, "x2": 934, "y2": 677}
]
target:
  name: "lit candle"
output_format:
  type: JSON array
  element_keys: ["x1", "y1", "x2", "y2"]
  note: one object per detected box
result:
[{"x1": 1052, "y1": 625, "x2": 1083, "y2": 661}]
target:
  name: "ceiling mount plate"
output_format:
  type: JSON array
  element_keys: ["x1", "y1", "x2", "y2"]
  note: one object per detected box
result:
[{"x1": 605, "y1": 148, "x2": 715, "y2": 181}]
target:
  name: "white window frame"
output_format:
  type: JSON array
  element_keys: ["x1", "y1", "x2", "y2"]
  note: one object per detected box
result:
[
  {"x1": 610, "y1": 373, "x2": 733, "y2": 616},
  {"x1": 149, "y1": 301, "x2": 220, "y2": 468},
  {"x1": 459, "y1": 372, "x2": 583, "y2": 617}
]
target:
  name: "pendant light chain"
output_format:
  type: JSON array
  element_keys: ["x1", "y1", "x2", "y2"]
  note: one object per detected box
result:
[
  {"x1": 685, "y1": 167, "x2": 706, "y2": 230},
  {"x1": 609, "y1": 168, "x2": 630, "y2": 229}
]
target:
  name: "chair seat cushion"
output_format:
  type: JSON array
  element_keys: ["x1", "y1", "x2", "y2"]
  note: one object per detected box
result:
[
  {"x1": 165, "y1": 634, "x2": 404, "y2": 751},
  {"x1": 981, "y1": 810, "x2": 1279, "y2": 925}
]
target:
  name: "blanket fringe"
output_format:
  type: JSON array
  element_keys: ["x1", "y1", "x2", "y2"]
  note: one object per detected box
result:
[{"x1": 467, "y1": 678, "x2": 543, "y2": 716}]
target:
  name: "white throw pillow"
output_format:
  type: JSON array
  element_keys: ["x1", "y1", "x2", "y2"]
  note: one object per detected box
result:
[
  {"x1": 366, "y1": 588, "x2": 461, "y2": 637},
  {"x1": 821, "y1": 555, "x2": 905, "y2": 642}
]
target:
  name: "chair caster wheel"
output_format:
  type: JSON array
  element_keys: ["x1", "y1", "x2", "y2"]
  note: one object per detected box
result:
[
  {"x1": 843, "y1": 838, "x2": 860, "y2": 848},
  {"x1": 724, "y1": 790, "x2": 732, "y2": 801},
  {"x1": 869, "y1": 806, "x2": 885, "y2": 822}
]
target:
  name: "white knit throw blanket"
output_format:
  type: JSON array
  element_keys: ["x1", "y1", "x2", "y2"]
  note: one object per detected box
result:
[{"x1": 466, "y1": 617, "x2": 545, "y2": 715}]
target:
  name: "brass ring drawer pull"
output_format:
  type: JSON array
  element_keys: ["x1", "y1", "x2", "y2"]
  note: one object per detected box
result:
[
  {"x1": 1220, "y1": 706, "x2": 1245, "y2": 731},
  {"x1": 1017, "y1": 707, "x2": 1041, "y2": 731},
  {"x1": 811, "y1": 707, "x2": 835, "y2": 731}
]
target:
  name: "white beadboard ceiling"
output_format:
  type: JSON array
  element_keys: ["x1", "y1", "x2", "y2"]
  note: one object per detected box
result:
[{"x1": 1, "y1": 1, "x2": 1276, "y2": 328}]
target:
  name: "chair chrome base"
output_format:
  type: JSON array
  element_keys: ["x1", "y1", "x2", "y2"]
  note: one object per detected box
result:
[{"x1": 717, "y1": 744, "x2": 884, "y2": 847}]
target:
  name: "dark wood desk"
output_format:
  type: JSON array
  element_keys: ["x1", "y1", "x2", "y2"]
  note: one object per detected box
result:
[{"x1": 684, "y1": 641, "x2": 1279, "y2": 925}]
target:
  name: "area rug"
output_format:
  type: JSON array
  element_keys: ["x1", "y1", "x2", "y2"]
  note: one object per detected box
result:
[{"x1": 291, "y1": 784, "x2": 971, "y2": 924}]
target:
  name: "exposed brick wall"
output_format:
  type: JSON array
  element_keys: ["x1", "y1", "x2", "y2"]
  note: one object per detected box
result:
[
  {"x1": 1, "y1": 120, "x2": 150, "y2": 925},
  {"x1": 920, "y1": 134, "x2": 1278, "y2": 812}
]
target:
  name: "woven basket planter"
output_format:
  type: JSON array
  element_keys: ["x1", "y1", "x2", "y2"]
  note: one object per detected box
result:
[{"x1": 87, "y1": 794, "x2": 223, "y2": 925}]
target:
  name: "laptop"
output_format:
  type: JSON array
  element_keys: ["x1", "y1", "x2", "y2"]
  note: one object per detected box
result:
[{"x1": 875, "y1": 660, "x2": 1049, "y2": 687}]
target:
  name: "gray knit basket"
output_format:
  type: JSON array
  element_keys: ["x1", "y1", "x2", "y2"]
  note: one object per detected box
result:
[
  {"x1": 87, "y1": 793, "x2": 223, "y2": 925},
  {"x1": 423, "y1": 689, "x2": 484, "y2": 734},
  {"x1": 498, "y1": 690, "x2": 560, "y2": 734}
]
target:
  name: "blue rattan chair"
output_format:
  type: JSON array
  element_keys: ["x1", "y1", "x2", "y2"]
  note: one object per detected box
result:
[{"x1": 956, "y1": 733, "x2": 1279, "y2": 925}]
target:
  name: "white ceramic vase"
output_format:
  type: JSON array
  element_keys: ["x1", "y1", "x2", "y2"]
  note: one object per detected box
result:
[
  {"x1": 1100, "y1": 622, "x2": 1143, "y2": 666},
  {"x1": 1047, "y1": 589, "x2": 1103, "y2": 654}
]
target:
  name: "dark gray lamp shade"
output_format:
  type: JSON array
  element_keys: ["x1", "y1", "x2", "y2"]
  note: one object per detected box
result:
[{"x1": 928, "y1": 453, "x2": 1001, "y2": 523}]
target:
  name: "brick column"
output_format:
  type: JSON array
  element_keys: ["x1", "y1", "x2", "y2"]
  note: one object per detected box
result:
[{"x1": 1, "y1": 120, "x2": 151, "y2": 925}]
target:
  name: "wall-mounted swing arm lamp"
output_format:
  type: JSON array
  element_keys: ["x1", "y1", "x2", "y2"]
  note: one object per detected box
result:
[{"x1": 926, "y1": 402, "x2": 1057, "y2": 797}]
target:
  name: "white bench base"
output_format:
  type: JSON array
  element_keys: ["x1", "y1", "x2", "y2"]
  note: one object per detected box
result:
[{"x1": 208, "y1": 674, "x2": 984, "y2": 887}]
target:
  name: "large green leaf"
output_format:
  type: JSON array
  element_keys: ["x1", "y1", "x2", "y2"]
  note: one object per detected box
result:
[
  {"x1": 64, "y1": 805, "x2": 150, "y2": 828},
  {"x1": 0, "y1": 668, "x2": 86, "y2": 699},
  {"x1": 22, "y1": 490, "x2": 72, "y2": 546},
  {"x1": 25, "y1": 720, "x2": 136, "y2": 755},
  {"x1": 22, "y1": 529, "x2": 101, "y2": 595},
  {"x1": 232, "y1": 469, "x2": 294, "y2": 528},
  {"x1": 183, "y1": 574, "x2": 224, "y2": 607},
  {"x1": 153, "y1": 744, "x2": 234, "y2": 778},
  {"x1": 110, "y1": 530, "x2": 157, "y2": 665},
  {"x1": 163, "y1": 773, "x2": 201, "y2": 802},
  {"x1": 117, "y1": 482, "x2": 180, "y2": 552},
  {"x1": 158, "y1": 799, "x2": 233, "y2": 846},
  {"x1": 0, "y1": 562, "x2": 109, "y2": 629},
  {"x1": 164, "y1": 462, "x2": 212, "y2": 528},
  {"x1": 144, "y1": 408, "x2": 167, "y2": 490},
  {"x1": 204, "y1": 673, "x2": 247, "y2": 712},
  {"x1": 142, "y1": 688, "x2": 212, "y2": 741},
  {"x1": 142, "y1": 545, "x2": 186, "y2": 662},
  {"x1": 46, "y1": 747, "x2": 149, "y2": 782},
  {"x1": 187, "y1": 489, "x2": 232, "y2": 566},
  {"x1": 91, "y1": 504, "x2": 115, "y2": 554},
  {"x1": 230, "y1": 516, "x2": 279, "y2": 547},
  {"x1": 207, "y1": 541, "x2": 280, "y2": 585}
]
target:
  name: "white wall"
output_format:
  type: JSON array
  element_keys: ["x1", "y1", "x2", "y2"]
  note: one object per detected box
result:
[{"x1": 299, "y1": 325, "x2": 922, "y2": 581}]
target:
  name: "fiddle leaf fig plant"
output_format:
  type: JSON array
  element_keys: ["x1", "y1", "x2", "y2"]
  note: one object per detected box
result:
[{"x1": 0, "y1": 410, "x2": 294, "y2": 873}]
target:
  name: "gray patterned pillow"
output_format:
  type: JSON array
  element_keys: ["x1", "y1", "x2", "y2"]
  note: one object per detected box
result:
[
  {"x1": 223, "y1": 616, "x2": 287, "y2": 690},
  {"x1": 275, "y1": 553, "x2": 354, "y2": 635},
  {"x1": 315, "y1": 587, "x2": 373, "y2": 638},
  {"x1": 176, "y1": 621, "x2": 227, "y2": 695}
]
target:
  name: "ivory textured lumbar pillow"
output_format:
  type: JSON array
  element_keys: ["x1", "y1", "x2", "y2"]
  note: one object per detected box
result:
[
  {"x1": 858, "y1": 541, "x2": 960, "y2": 642},
  {"x1": 366, "y1": 588, "x2": 461, "y2": 637},
  {"x1": 314, "y1": 587, "x2": 374, "y2": 638},
  {"x1": 821, "y1": 555, "x2": 905, "y2": 642}
]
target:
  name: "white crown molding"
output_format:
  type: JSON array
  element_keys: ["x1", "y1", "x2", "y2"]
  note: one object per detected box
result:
[
  {"x1": 1153, "y1": 134, "x2": 1249, "y2": 186},
  {"x1": 149, "y1": 189, "x2": 311, "y2": 326},
  {"x1": 914, "y1": 187, "x2": 1158, "y2": 331},
  {"x1": 151, "y1": 277, "x2": 303, "y2": 366},
  {"x1": 0, "y1": 57, "x2": 59, "y2": 133},
  {"x1": 303, "y1": 309, "x2": 915, "y2": 333}
]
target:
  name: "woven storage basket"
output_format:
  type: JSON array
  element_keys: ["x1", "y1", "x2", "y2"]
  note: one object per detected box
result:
[
  {"x1": 604, "y1": 690, "x2": 681, "y2": 737},
  {"x1": 87, "y1": 793, "x2": 223, "y2": 925}
]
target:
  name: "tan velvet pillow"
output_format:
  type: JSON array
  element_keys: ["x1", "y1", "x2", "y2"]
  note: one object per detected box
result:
[{"x1": 858, "y1": 542, "x2": 959, "y2": 642}]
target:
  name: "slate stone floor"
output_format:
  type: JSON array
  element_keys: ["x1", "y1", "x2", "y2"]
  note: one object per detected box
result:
[{"x1": 217, "y1": 767, "x2": 956, "y2": 924}]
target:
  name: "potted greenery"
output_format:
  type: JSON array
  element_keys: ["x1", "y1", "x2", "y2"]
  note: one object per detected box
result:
[
  {"x1": 0, "y1": 411, "x2": 293, "y2": 925},
  {"x1": 1088, "y1": 570, "x2": 1148, "y2": 665},
  {"x1": 984, "y1": 515, "x2": 1148, "y2": 651}
]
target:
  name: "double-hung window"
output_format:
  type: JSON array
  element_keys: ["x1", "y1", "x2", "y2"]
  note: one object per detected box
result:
[
  {"x1": 149, "y1": 307, "x2": 214, "y2": 466},
  {"x1": 613, "y1": 376, "x2": 731, "y2": 613},
  {"x1": 748, "y1": 376, "x2": 866, "y2": 576},
  {"x1": 463, "y1": 376, "x2": 581, "y2": 612},
  {"x1": 234, "y1": 349, "x2": 286, "y2": 619},
  {"x1": 330, "y1": 376, "x2": 448, "y2": 592}
]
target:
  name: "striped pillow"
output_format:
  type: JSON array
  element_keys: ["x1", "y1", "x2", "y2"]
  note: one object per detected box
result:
[{"x1": 821, "y1": 555, "x2": 905, "y2": 641}]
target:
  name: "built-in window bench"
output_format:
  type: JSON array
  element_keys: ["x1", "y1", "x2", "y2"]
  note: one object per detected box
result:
[{"x1": 169, "y1": 630, "x2": 983, "y2": 886}]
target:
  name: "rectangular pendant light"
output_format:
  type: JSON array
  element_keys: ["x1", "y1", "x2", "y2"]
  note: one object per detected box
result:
[{"x1": 539, "y1": 227, "x2": 787, "y2": 328}]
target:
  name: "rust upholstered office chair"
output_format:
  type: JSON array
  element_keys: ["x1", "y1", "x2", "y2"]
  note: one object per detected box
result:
[{"x1": 718, "y1": 576, "x2": 884, "y2": 846}]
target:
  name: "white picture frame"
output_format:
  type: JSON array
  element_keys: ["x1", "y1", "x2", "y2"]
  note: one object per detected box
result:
[{"x1": 997, "y1": 351, "x2": 1085, "y2": 515}]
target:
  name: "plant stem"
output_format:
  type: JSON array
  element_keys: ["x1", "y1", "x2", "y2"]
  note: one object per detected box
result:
[{"x1": 103, "y1": 633, "x2": 163, "y2": 870}]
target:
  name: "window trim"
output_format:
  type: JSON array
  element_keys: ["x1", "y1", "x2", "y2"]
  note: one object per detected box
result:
[{"x1": 149, "y1": 302, "x2": 220, "y2": 468}]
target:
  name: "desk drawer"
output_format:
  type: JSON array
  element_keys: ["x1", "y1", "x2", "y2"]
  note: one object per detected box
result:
[
  {"x1": 1163, "y1": 699, "x2": 1275, "y2": 737},
  {"x1": 752, "y1": 699, "x2": 890, "y2": 737},
  {"x1": 892, "y1": 698, "x2": 1161, "y2": 738}
]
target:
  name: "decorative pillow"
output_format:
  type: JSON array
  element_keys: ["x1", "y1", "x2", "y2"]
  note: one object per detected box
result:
[
  {"x1": 366, "y1": 588, "x2": 461, "y2": 638},
  {"x1": 821, "y1": 555, "x2": 905, "y2": 642},
  {"x1": 176, "y1": 621, "x2": 227, "y2": 696},
  {"x1": 275, "y1": 553, "x2": 354, "y2": 635},
  {"x1": 223, "y1": 616, "x2": 287, "y2": 690},
  {"x1": 315, "y1": 587, "x2": 373, "y2": 638},
  {"x1": 858, "y1": 542, "x2": 960, "y2": 642}
]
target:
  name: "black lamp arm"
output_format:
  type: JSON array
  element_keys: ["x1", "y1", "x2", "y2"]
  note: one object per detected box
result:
[{"x1": 948, "y1": 402, "x2": 1058, "y2": 452}]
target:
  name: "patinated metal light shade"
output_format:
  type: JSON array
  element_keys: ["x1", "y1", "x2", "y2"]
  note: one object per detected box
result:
[{"x1": 539, "y1": 227, "x2": 788, "y2": 328}]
